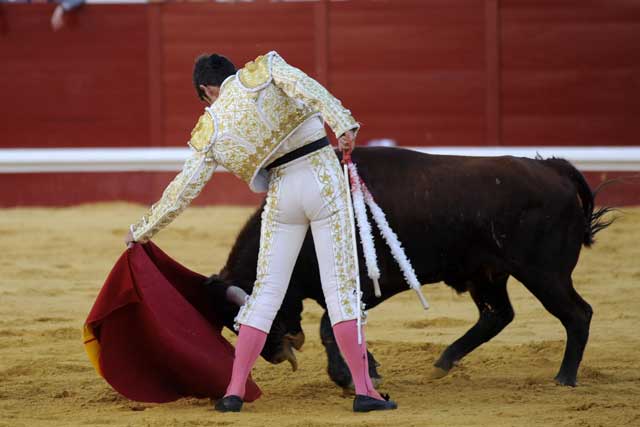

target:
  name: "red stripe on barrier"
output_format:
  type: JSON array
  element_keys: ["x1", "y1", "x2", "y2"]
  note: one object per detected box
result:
[
  {"x1": 0, "y1": 171, "x2": 638, "y2": 207},
  {"x1": 0, "y1": 172, "x2": 263, "y2": 207}
]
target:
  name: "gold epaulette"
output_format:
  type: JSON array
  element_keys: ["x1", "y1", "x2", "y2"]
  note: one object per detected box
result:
[
  {"x1": 238, "y1": 54, "x2": 272, "y2": 90},
  {"x1": 188, "y1": 112, "x2": 215, "y2": 152}
]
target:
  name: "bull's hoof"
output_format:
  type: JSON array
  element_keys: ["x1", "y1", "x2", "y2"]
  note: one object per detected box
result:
[
  {"x1": 428, "y1": 366, "x2": 450, "y2": 380},
  {"x1": 371, "y1": 375, "x2": 383, "y2": 389},
  {"x1": 554, "y1": 373, "x2": 577, "y2": 387},
  {"x1": 341, "y1": 384, "x2": 355, "y2": 397}
]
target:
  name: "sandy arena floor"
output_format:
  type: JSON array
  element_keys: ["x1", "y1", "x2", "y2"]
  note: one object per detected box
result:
[{"x1": 0, "y1": 204, "x2": 639, "y2": 427}]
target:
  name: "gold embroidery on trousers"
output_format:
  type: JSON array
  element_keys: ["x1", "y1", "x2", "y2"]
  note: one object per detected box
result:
[
  {"x1": 307, "y1": 146, "x2": 358, "y2": 319},
  {"x1": 234, "y1": 168, "x2": 284, "y2": 330}
]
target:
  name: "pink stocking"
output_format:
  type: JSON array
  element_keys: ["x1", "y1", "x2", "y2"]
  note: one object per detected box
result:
[
  {"x1": 225, "y1": 325, "x2": 267, "y2": 398},
  {"x1": 333, "y1": 320, "x2": 383, "y2": 400}
]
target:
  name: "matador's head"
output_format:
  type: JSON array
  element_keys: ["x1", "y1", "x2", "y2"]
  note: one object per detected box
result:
[{"x1": 193, "y1": 54, "x2": 237, "y2": 104}]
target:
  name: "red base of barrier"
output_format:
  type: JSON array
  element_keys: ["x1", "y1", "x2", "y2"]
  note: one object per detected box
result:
[
  {"x1": 0, "y1": 172, "x2": 263, "y2": 207},
  {"x1": 0, "y1": 170, "x2": 638, "y2": 207}
]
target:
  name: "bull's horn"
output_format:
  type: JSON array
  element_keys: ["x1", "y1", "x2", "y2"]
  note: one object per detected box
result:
[
  {"x1": 281, "y1": 340, "x2": 298, "y2": 372},
  {"x1": 225, "y1": 286, "x2": 248, "y2": 306},
  {"x1": 284, "y1": 331, "x2": 305, "y2": 351}
]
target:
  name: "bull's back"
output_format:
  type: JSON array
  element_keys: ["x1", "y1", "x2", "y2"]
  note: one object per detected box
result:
[
  {"x1": 349, "y1": 147, "x2": 584, "y2": 282},
  {"x1": 352, "y1": 147, "x2": 576, "y2": 218}
]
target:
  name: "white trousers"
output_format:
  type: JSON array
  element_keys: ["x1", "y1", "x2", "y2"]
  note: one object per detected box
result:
[{"x1": 235, "y1": 145, "x2": 360, "y2": 333}]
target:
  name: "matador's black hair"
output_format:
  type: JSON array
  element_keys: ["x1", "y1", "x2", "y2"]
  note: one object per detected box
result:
[{"x1": 193, "y1": 54, "x2": 237, "y2": 101}]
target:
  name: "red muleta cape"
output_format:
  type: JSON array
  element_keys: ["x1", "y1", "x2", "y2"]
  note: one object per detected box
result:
[{"x1": 83, "y1": 242, "x2": 261, "y2": 403}]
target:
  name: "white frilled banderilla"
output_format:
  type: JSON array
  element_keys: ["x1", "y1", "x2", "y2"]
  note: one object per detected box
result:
[{"x1": 341, "y1": 149, "x2": 429, "y2": 343}]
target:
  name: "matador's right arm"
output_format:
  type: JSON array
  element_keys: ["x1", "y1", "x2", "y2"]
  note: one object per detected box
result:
[{"x1": 130, "y1": 112, "x2": 218, "y2": 242}]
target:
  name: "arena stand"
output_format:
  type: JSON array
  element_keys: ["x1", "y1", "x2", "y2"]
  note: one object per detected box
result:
[{"x1": 1, "y1": 0, "x2": 639, "y2": 206}]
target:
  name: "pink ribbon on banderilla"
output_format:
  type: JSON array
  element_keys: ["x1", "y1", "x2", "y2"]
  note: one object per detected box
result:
[{"x1": 341, "y1": 148, "x2": 430, "y2": 326}]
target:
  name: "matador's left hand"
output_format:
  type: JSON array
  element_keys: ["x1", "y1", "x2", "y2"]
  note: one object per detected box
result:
[
  {"x1": 338, "y1": 130, "x2": 357, "y2": 152},
  {"x1": 124, "y1": 229, "x2": 136, "y2": 248}
]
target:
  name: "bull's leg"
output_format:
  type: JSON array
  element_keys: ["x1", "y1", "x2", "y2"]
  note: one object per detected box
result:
[
  {"x1": 320, "y1": 311, "x2": 351, "y2": 388},
  {"x1": 519, "y1": 274, "x2": 592, "y2": 386},
  {"x1": 433, "y1": 274, "x2": 514, "y2": 377},
  {"x1": 319, "y1": 311, "x2": 381, "y2": 390}
]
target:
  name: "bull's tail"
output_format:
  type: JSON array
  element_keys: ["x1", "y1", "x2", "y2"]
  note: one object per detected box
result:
[{"x1": 542, "y1": 158, "x2": 616, "y2": 247}]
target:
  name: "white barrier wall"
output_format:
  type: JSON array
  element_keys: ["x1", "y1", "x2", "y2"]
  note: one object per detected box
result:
[{"x1": 2, "y1": 147, "x2": 640, "y2": 173}]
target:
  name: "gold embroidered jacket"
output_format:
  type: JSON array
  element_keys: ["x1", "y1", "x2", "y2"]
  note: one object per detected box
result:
[{"x1": 132, "y1": 51, "x2": 359, "y2": 242}]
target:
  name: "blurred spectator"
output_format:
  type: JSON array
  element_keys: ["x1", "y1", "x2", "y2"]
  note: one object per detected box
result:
[
  {"x1": 0, "y1": 1, "x2": 85, "y2": 30},
  {"x1": 51, "y1": 0, "x2": 84, "y2": 31}
]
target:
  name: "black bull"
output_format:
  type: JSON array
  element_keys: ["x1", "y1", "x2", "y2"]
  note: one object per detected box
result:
[{"x1": 206, "y1": 147, "x2": 612, "y2": 388}]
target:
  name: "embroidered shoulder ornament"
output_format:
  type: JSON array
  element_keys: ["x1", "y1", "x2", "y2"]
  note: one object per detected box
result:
[
  {"x1": 188, "y1": 112, "x2": 215, "y2": 152},
  {"x1": 237, "y1": 54, "x2": 272, "y2": 90}
]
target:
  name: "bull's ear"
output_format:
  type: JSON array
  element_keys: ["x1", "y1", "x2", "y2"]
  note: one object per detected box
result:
[
  {"x1": 203, "y1": 274, "x2": 223, "y2": 287},
  {"x1": 202, "y1": 274, "x2": 230, "y2": 302},
  {"x1": 203, "y1": 275, "x2": 247, "y2": 306},
  {"x1": 203, "y1": 274, "x2": 229, "y2": 306}
]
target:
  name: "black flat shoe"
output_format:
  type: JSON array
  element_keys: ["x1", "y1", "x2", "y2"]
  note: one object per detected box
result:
[
  {"x1": 353, "y1": 394, "x2": 398, "y2": 412},
  {"x1": 214, "y1": 395, "x2": 243, "y2": 412}
]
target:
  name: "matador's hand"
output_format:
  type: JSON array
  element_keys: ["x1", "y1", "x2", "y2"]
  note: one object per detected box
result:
[
  {"x1": 124, "y1": 229, "x2": 136, "y2": 248},
  {"x1": 125, "y1": 229, "x2": 149, "y2": 248},
  {"x1": 338, "y1": 130, "x2": 357, "y2": 152}
]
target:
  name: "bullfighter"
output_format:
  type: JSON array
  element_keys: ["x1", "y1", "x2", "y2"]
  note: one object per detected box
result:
[{"x1": 124, "y1": 51, "x2": 397, "y2": 413}]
